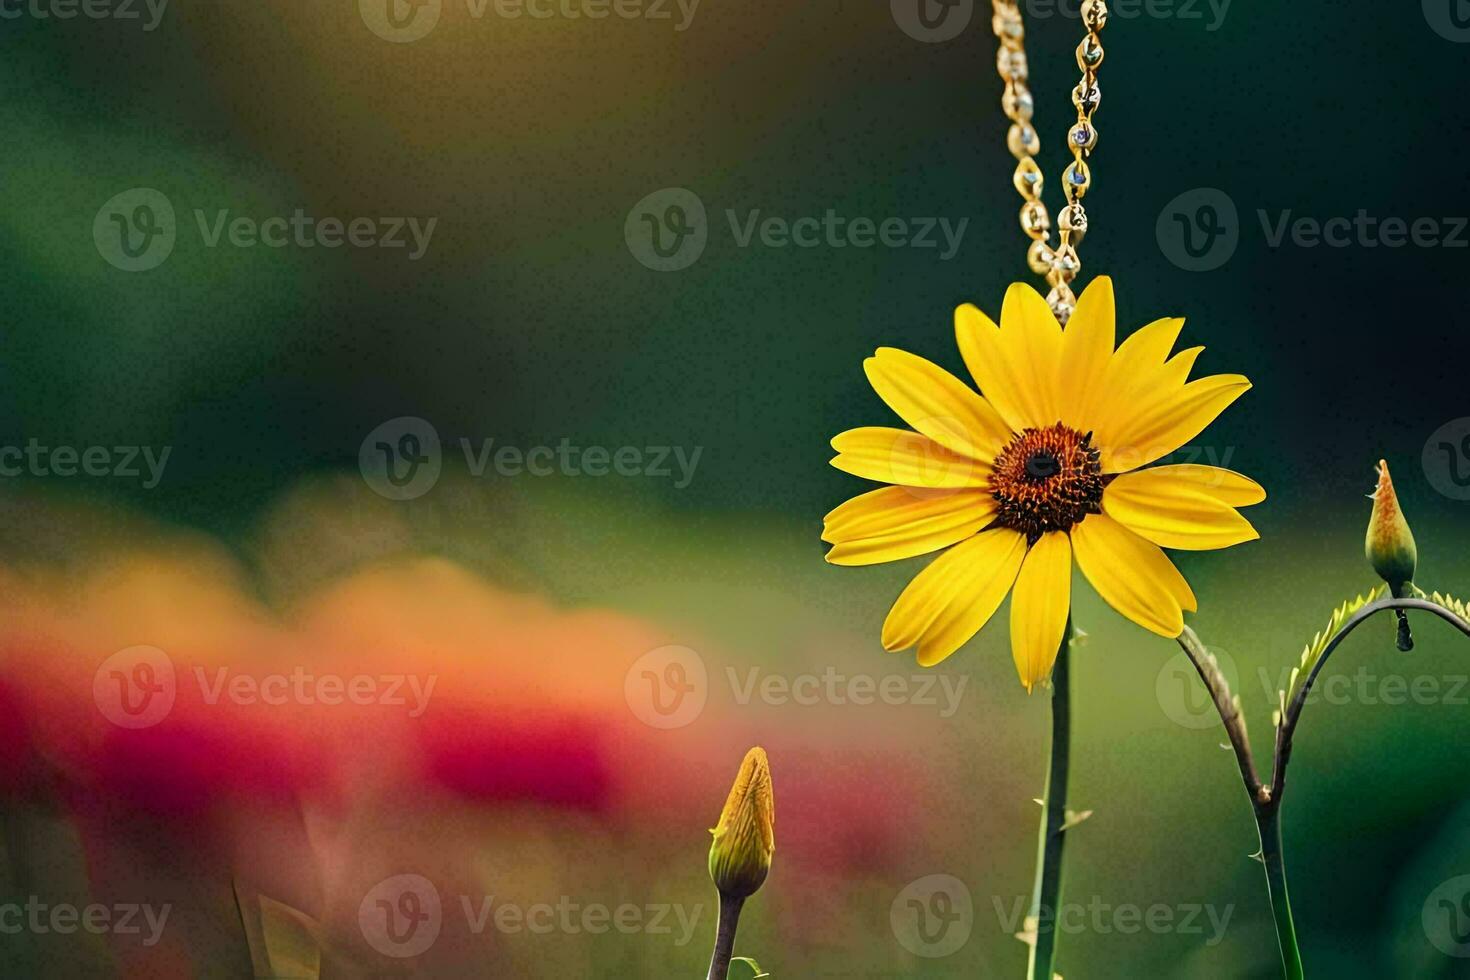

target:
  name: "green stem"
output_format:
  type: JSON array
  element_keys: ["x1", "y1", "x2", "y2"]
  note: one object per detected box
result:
[
  {"x1": 705, "y1": 893, "x2": 745, "y2": 980},
  {"x1": 1027, "y1": 620, "x2": 1072, "y2": 980},
  {"x1": 1256, "y1": 807, "x2": 1304, "y2": 980},
  {"x1": 1176, "y1": 598, "x2": 1470, "y2": 980}
]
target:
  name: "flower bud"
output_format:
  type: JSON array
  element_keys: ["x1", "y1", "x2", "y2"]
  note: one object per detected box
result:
[
  {"x1": 1365, "y1": 459, "x2": 1417, "y2": 596},
  {"x1": 708, "y1": 747, "x2": 774, "y2": 900},
  {"x1": 1366, "y1": 459, "x2": 1418, "y2": 651}
]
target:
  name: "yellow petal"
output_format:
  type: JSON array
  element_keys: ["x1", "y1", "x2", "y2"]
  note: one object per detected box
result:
[
  {"x1": 954, "y1": 285, "x2": 1061, "y2": 433},
  {"x1": 954, "y1": 304, "x2": 1028, "y2": 434},
  {"x1": 1090, "y1": 317, "x2": 1186, "y2": 453},
  {"x1": 881, "y1": 528, "x2": 1027, "y2": 667},
  {"x1": 831, "y1": 427, "x2": 989, "y2": 488},
  {"x1": 1098, "y1": 374, "x2": 1251, "y2": 473},
  {"x1": 1056, "y1": 277, "x2": 1115, "y2": 430},
  {"x1": 863, "y1": 348, "x2": 1012, "y2": 463},
  {"x1": 1134, "y1": 464, "x2": 1266, "y2": 508},
  {"x1": 1009, "y1": 532, "x2": 1072, "y2": 692},
  {"x1": 1103, "y1": 471, "x2": 1260, "y2": 551},
  {"x1": 823, "y1": 487, "x2": 996, "y2": 566},
  {"x1": 999, "y1": 282, "x2": 1064, "y2": 427},
  {"x1": 1070, "y1": 513, "x2": 1191, "y2": 636},
  {"x1": 1103, "y1": 317, "x2": 1186, "y2": 395},
  {"x1": 1159, "y1": 346, "x2": 1205, "y2": 390}
]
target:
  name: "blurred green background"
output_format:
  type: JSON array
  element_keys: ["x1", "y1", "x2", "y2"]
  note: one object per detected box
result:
[{"x1": 3, "y1": 0, "x2": 1470, "y2": 977}]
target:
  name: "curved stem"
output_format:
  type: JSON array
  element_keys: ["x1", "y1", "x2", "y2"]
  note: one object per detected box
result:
[
  {"x1": 705, "y1": 894, "x2": 745, "y2": 980},
  {"x1": 1177, "y1": 625, "x2": 1265, "y2": 803},
  {"x1": 1027, "y1": 619, "x2": 1072, "y2": 980},
  {"x1": 1272, "y1": 597, "x2": 1470, "y2": 801},
  {"x1": 1175, "y1": 595, "x2": 1470, "y2": 979}
]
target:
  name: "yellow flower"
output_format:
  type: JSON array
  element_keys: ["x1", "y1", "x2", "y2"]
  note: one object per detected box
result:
[
  {"x1": 708, "y1": 747, "x2": 774, "y2": 899},
  {"x1": 823, "y1": 278, "x2": 1265, "y2": 691}
]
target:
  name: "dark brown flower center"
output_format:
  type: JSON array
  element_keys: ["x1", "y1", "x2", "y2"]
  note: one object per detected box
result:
[{"x1": 989, "y1": 423, "x2": 1104, "y2": 542}]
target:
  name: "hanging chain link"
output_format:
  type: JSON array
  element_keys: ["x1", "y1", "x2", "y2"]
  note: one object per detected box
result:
[{"x1": 991, "y1": 0, "x2": 1107, "y2": 325}]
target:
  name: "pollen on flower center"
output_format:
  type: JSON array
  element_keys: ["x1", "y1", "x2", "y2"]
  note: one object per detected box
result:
[{"x1": 989, "y1": 423, "x2": 1105, "y2": 541}]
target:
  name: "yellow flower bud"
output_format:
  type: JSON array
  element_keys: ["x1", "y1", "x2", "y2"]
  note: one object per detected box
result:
[
  {"x1": 708, "y1": 747, "x2": 774, "y2": 900},
  {"x1": 1365, "y1": 459, "x2": 1417, "y2": 596}
]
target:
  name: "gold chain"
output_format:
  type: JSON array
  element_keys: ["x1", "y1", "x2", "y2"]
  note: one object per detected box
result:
[{"x1": 991, "y1": 0, "x2": 1108, "y2": 325}]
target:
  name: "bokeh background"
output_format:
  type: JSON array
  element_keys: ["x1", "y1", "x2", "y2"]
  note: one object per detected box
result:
[{"x1": 3, "y1": 0, "x2": 1470, "y2": 976}]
